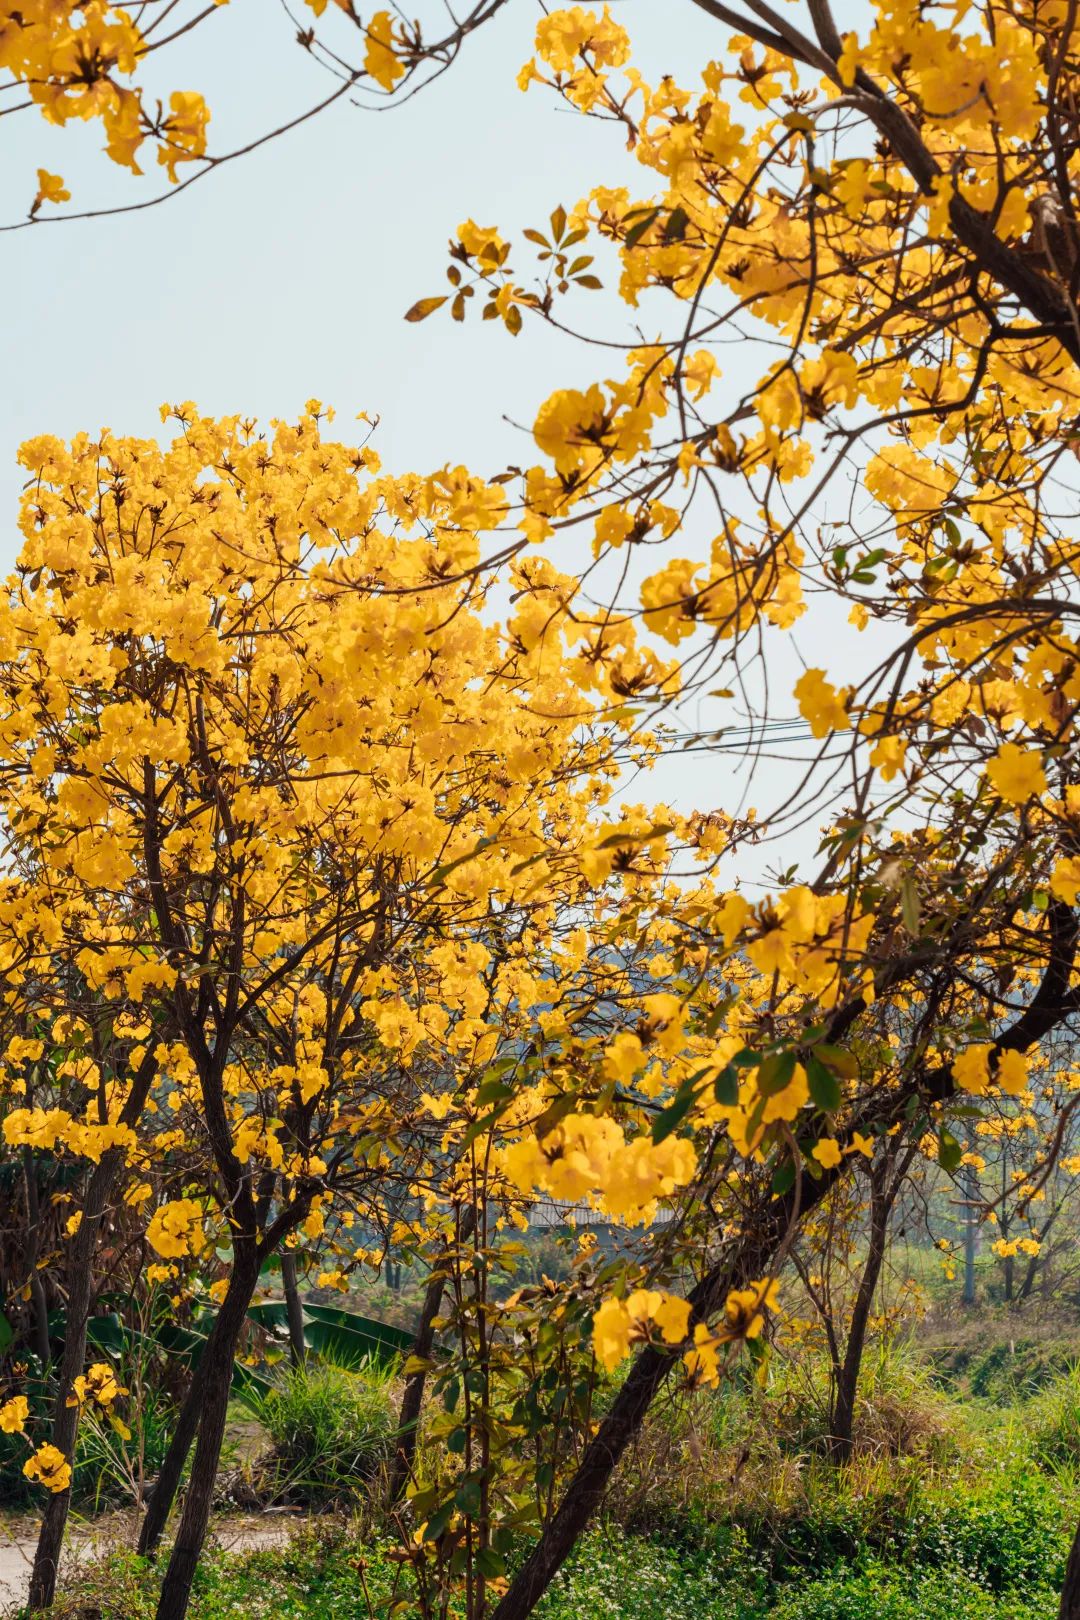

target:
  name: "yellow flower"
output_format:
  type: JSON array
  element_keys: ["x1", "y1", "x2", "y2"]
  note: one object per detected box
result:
[
  {"x1": 995, "y1": 1049, "x2": 1029, "y2": 1097},
  {"x1": 985, "y1": 743, "x2": 1047, "y2": 806},
  {"x1": 146, "y1": 1198, "x2": 205, "y2": 1259},
  {"x1": 24, "y1": 1444, "x2": 71, "y2": 1493},
  {"x1": 0, "y1": 1396, "x2": 28, "y2": 1434},
  {"x1": 364, "y1": 10, "x2": 405, "y2": 91},
  {"x1": 953, "y1": 1044, "x2": 993, "y2": 1095},
  {"x1": 34, "y1": 169, "x2": 70, "y2": 206},
  {"x1": 68, "y1": 1362, "x2": 126, "y2": 1410},
  {"x1": 592, "y1": 1288, "x2": 692, "y2": 1372},
  {"x1": 1050, "y1": 856, "x2": 1080, "y2": 906},
  {"x1": 812, "y1": 1137, "x2": 842, "y2": 1170},
  {"x1": 717, "y1": 1277, "x2": 780, "y2": 1343},
  {"x1": 793, "y1": 669, "x2": 851, "y2": 738}
]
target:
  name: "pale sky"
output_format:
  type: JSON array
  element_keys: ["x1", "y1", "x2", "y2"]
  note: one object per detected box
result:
[{"x1": 2, "y1": 0, "x2": 873, "y2": 887}]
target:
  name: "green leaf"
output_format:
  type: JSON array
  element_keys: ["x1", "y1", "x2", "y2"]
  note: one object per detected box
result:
[
  {"x1": 651, "y1": 1078, "x2": 699, "y2": 1143},
  {"x1": 813, "y1": 1044, "x2": 858, "y2": 1079},
  {"x1": 422, "y1": 1501, "x2": 455, "y2": 1542},
  {"x1": 806, "y1": 1055, "x2": 842, "y2": 1111},
  {"x1": 938, "y1": 1128, "x2": 963, "y2": 1174},
  {"x1": 757, "y1": 1051, "x2": 796, "y2": 1097},
  {"x1": 301, "y1": 1303, "x2": 413, "y2": 1368},
  {"x1": 663, "y1": 206, "x2": 689, "y2": 242},
  {"x1": 713, "y1": 1064, "x2": 739, "y2": 1107},
  {"x1": 474, "y1": 1077, "x2": 515, "y2": 1107},
  {"x1": 901, "y1": 875, "x2": 921, "y2": 935},
  {"x1": 771, "y1": 1160, "x2": 796, "y2": 1197}
]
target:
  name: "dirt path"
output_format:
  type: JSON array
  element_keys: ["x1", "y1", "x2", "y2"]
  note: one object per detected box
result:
[{"x1": 0, "y1": 1513, "x2": 299, "y2": 1613}]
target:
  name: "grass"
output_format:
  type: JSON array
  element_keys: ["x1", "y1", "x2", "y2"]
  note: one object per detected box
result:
[
  {"x1": 30, "y1": 1493, "x2": 1071, "y2": 1620},
  {"x1": 252, "y1": 1364, "x2": 396, "y2": 1505},
  {"x1": 24, "y1": 1324, "x2": 1080, "y2": 1618}
]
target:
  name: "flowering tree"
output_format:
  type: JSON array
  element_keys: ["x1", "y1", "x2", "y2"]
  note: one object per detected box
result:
[
  {"x1": 0, "y1": 403, "x2": 679, "y2": 1618},
  {"x1": 12, "y1": 3, "x2": 1080, "y2": 1619}
]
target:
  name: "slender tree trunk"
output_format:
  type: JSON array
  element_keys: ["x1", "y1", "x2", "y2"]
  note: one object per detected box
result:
[
  {"x1": 388, "y1": 1208, "x2": 476, "y2": 1507},
  {"x1": 153, "y1": 1246, "x2": 261, "y2": 1620},
  {"x1": 963, "y1": 1157, "x2": 978, "y2": 1305},
  {"x1": 137, "y1": 1355, "x2": 210, "y2": 1558},
  {"x1": 138, "y1": 1253, "x2": 258, "y2": 1559},
  {"x1": 1019, "y1": 1208, "x2": 1060, "y2": 1303},
  {"x1": 831, "y1": 1182, "x2": 890, "y2": 1460},
  {"x1": 1061, "y1": 1515, "x2": 1080, "y2": 1620},
  {"x1": 280, "y1": 1253, "x2": 306, "y2": 1370},
  {"x1": 28, "y1": 1151, "x2": 121, "y2": 1611},
  {"x1": 22, "y1": 1149, "x2": 51, "y2": 1368},
  {"x1": 489, "y1": 1165, "x2": 815, "y2": 1620},
  {"x1": 29, "y1": 1047, "x2": 159, "y2": 1609}
]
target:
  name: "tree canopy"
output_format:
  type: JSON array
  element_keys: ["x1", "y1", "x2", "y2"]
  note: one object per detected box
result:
[{"x1": 7, "y1": 5, "x2": 1080, "y2": 1620}]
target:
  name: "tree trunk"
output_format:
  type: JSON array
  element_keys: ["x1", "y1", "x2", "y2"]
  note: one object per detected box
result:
[
  {"x1": 830, "y1": 1179, "x2": 890, "y2": 1460},
  {"x1": 1061, "y1": 1515, "x2": 1080, "y2": 1620},
  {"x1": 489, "y1": 1167, "x2": 811, "y2": 1620},
  {"x1": 153, "y1": 1245, "x2": 261, "y2": 1620},
  {"x1": 138, "y1": 1252, "x2": 258, "y2": 1559},
  {"x1": 28, "y1": 1151, "x2": 121, "y2": 1611},
  {"x1": 489, "y1": 941, "x2": 1080, "y2": 1620},
  {"x1": 22, "y1": 1149, "x2": 51, "y2": 1368},
  {"x1": 280, "y1": 1252, "x2": 306, "y2": 1370},
  {"x1": 387, "y1": 1208, "x2": 476, "y2": 1507},
  {"x1": 30, "y1": 1047, "x2": 160, "y2": 1609},
  {"x1": 137, "y1": 1354, "x2": 210, "y2": 1558}
]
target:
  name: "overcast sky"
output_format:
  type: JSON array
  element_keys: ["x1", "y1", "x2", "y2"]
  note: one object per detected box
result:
[{"x1": 2, "y1": 0, "x2": 872, "y2": 887}]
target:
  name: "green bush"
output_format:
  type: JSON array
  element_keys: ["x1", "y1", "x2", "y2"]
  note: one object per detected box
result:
[
  {"x1": 768, "y1": 1566, "x2": 1057, "y2": 1620},
  {"x1": 39, "y1": 1523, "x2": 1066, "y2": 1620},
  {"x1": 1024, "y1": 1362, "x2": 1080, "y2": 1467},
  {"x1": 904, "y1": 1467, "x2": 1072, "y2": 1593},
  {"x1": 256, "y1": 1364, "x2": 395, "y2": 1503}
]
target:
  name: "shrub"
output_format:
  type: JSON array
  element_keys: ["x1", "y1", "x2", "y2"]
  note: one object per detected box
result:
[
  {"x1": 1025, "y1": 1362, "x2": 1080, "y2": 1468},
  {"x1": 904, "y1": 1467, "x2": 1073, "y2": 1593},
  {"x1": 256, "y1": 1364, "x2": 394, "y2": 1503},
  {"x1": 768, "y1": 1566, "x2": 1056, "y2": 1620}
]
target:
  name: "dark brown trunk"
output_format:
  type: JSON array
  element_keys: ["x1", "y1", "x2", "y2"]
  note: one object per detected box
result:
[
  {"x1": 280, "y1": 1252, "x2": 306, "y2": 1370},
  {"x1": 489, "y1": 1176, "x2": 807, "y2": 1620},
  {"x1": 830, "y1": 1181, "x2": 890, "y2": 1461},
  {"x1": 138, "y1": 1252, "x2": 259, "y2": 1558},
  {"x1": 153, "y1": 1245, "x2": 261, "y2": 1620},
  {"x1": 29, "y1": 1047, "x2": 160, "y2": 1609},
  {"x1": 22, "y1": 1149, "x2": 51, "y2": 1368},
  {"x1": 388, "y1": 1208, "x2": 476, "y2": 1507},
  {"x1": 136, "y1": 1353, "x2": 209, "y2": 1558},
  {"x1": 28, "y1": 1151, "x2": 121, "y2": 1611}
]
